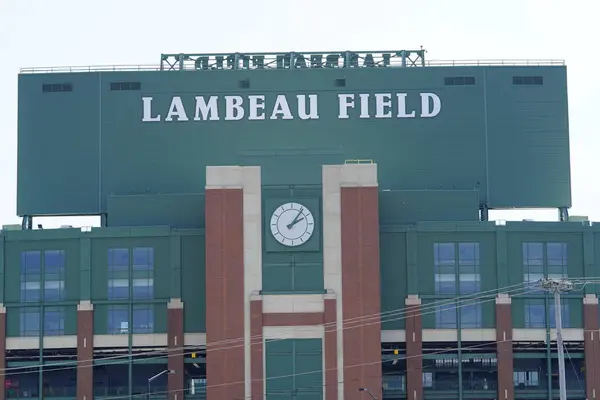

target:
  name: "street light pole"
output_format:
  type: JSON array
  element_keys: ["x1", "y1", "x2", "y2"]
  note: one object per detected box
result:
[
  {"x1": 358, "y1": 387, "x2": 378, "y2": 400},
  {"x1": 538, "y1": 278, "x2": 574, "y2": 400},
  {"x1": 147, "y1": 369, "x2": 175, "y2": 400}
]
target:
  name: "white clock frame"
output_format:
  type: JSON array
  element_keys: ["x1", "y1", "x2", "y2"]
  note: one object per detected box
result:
[{"x1": 270, "y1": 202, "x2": 315, "y2": 247}]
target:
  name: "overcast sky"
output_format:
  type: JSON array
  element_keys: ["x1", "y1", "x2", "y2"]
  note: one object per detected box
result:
[{"x1": 0, "y1": 0, "x2": 597, "y2": 228}]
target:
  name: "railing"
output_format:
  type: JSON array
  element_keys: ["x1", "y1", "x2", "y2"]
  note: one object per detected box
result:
[{"x1": 20, "y1": 54, "x2": 565, "y2": 74}]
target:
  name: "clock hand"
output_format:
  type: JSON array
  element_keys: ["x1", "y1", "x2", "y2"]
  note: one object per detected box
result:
[{"x1": 286, "y1": 208, "x2": 304, "y2": 229}]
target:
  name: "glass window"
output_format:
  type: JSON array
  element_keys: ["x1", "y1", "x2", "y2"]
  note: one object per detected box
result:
[
  {"x1": 20, "y1": 251, "x2": 42, "y2": 302},
  {"x1": 108, "y1": 248, "x2": 129, "y2": 271},
  {"x1": 133, "y1": 247, "x2": 154, "y2": 270},
  {"x1": 132, "y1": 305, "x2": 154, "y2": 333},
  {"x1": 434, "y1": 243, "x2": 455, "y2": 266},
  {"x1": 434, "y1": 242, "x2": 481, "y2": 296},
  {"x1": 547, "y1": 242, "x2": 567, "y2": 279},
  {"x1": 20, "y1": 308, "x2": 40, "y2": 336},
  {"x1": 108, "y1": 305, "x2": 129, "y2": 334},
  {"x1": 107, "y1": 247, "x2": 155, "y2": 300},
  {"x1": 460, "y1": 303, "x2": 482, "y2": 328},
  {"x1": 436, "y1": 304, "x2": 457, "y2": 328},
  {"x1": 514, "y1": 371, "x2": 540, "y2": 387},
  {"x1": 108, "y1": 278, "x2": 129, "y2": 300},
  {"x1": 44, "y1": 250, "x2": 65, "y2": 301},
  {"x1": 524, "y1": 299, "x2": 545, "y2": 328},
  {"x1": 44, "y1": 307, "x2": 65, "y2": 336}
]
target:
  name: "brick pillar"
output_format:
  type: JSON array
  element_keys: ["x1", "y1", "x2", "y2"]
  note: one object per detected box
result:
[
  {"x1": 168, "y1": 299, "x2": 184, "y2": 400},
  {"x1": 496, "y1": 294, "x2": 513, "y2": 400},
  {"x1": 250, "y1": 298, "x2": 263, "y2": 400},
  {"x1": 77, "y1": 301, "x2": 94, "y2": 400},
  {"x1": 0, "y1": 305, "x2": 6, "y2": 400},
  {"x1": 338, "y1": 164, "x2": 381, "y2": 400},
  {"x1": 405, "y1": 295, "x2": 422, "y2": 400},
  {"x1": 584, "y1": 294, "x2": 599, "y2": 400},
  {"x1": 205, "y1": 166, "x2": 248, "y2": 400},
  {"x1": 324, "y1": 297, "x2": 338, "y2": 400}
]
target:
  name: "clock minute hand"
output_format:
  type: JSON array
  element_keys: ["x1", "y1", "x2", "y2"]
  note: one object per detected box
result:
[{"x1": 287, "y1": 208, "x2": 304, "y2": 229}]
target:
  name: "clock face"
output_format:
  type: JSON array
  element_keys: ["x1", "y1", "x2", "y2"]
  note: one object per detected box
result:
[{"x1": 270, "y1": 202, "x2": 315, "y2": 247}]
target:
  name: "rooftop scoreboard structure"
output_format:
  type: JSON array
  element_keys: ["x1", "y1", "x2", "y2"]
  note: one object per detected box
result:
[{"x1": 1, "y1": 49, "x2": 592, "y2": 400}]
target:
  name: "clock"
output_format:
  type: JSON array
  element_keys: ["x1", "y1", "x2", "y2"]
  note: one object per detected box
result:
[{"x1": 270, "y1": 202, "x2": 315, "y2": 247}]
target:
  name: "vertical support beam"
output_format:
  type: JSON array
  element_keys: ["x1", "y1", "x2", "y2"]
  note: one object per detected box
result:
[
  {"x1": 496, "y1": 294, "x2": 513, "y2": 400},
  {"x1": 339, "y1": 164, "x2": 382, "y2": 400},
  {"x1": 250, "y1": 298, "x2": 263, "y2": 400},
  {"x1": 77, "y1": 301, "x2": 94, "y2": 400},
  {"x1": 168, "y1": 299, "x2": 184, "y2": 400},
  {"x1": 584, "y1": 294, "x2": 599, "y2": 400},
  {"x1": 324, "y1": 296, "x2": 338, "y2": 400},
  {"x1": 205, "y1": 166, "x2": 261, "y2": 400},
  {"x1": 405, "y1": 295, "x2": 422, "y2": 400}
]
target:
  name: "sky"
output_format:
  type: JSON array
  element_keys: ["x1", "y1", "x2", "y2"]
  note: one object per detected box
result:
[{"x1": 0, "y1": 0, "x2": 598, "y2": 229}]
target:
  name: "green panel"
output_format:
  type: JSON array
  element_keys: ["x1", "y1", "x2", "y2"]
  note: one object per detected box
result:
[
  {"x1": 485, "y1": 67, "x2": 571, "y2": 208},
  {"x1": 380, "y1": 232, "x2": 407, "y2": 329},
  {"x1": 17, "y1": 64, "x2": 571, "y2": 216},
  {"x1": 379, "y1": 190, "x2": 480, "y2": 224},
  {"x1": 17, "y1": 73, "x2": 100, "y2": 215},
  {"x1": 181, "y1": 235, "x2": 206, "y2": 332},
  {"x1": 79, "y1": 238, "x2": 92, "y2": 300},
  {"x1": 265, "y1": 339, "x2": 323, "y2": 400},
  {"x1": 106, "y1": 194, "x2": 205, "y2": 229},
  {"x1": 93, "y1": 304, "x2": 110, "y2": 334}
]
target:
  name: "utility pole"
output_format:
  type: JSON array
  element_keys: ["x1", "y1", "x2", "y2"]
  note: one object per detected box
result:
[{"x1": 538, "y1": 278, "x2": 574, "y2": 400}]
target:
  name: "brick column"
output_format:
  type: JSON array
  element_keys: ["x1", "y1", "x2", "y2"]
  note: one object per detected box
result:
[
  {"x1": 250, "y1": 298, "x2": 263, "y2": 400},
  {"x1": 205, "y1": 166, "x2": 261, "y2": 400},
  {"x1": 405, "y1": 295, "x2": 422, "y2": 400},
  {"x1": 324, "y1": 296, "x2": 338, "y2": 400},
  {"x1": 496, "y1": 294, "x2": 513, "y2": 400},
  {"x1": 584, "y1": 294, "x2": 599, "y2": 400},
  {"x1": 77, "y1": 301, "x2": 94, "y2": 400},
  {"x1": 168, "y1": 299, "x2": 184, "y2": 400},
  {"x1": 0, "y1": 305, "x2": 6, "y2": 400},
  {"x1": 338, "y1": 164, "x2": 381, "y2": 400}
]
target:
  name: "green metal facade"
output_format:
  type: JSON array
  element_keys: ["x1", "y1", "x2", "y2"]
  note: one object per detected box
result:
[
  {"x1": 17, "y1": 64, "x2": 570, "y2": 220},
  {"x1": 1, "y1": 221, "x2": 596, "y2": 335}
]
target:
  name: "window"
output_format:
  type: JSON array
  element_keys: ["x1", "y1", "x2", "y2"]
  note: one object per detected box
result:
[
  {"x1": 132, "y1": 305, "x2": 154, "y2": 333},
  {"x1": 107, "y1": 304, "x2": 154, "y2": 334},
  {"x1": 108, "y1": 247, "x2": 154, "y2": 300},
  {"x1": 20, "y1": 251, "x2": 41, "y2": 302},
  {"x1": 514, "y1": 371, "x2": 540, "y2": 387},
  {"x1": 132, "y1": 247, "x2": 154, "y2": 299},
  {"x1": 444, "y1": 76, "x2": 476, "y2": 85},
  {"x1": 42, "y1": 83, "x2": 73, "y2": 92},
  {"x1": 434, "y1": 242, "x2": 482, "y2": 328},
  {"x1": 44, "y1": 250, "x2": 66, "y2": 301},
  {"x1": 108, "y1": 248, "x2": 130, "y2": 300},
  {"x1": 20, "y1": 308, "x2": 40, "y2": 336},
  {"x1": 524, "y1": 299, "x2": 545, "y2": 328},
  {"x1": 524, "y1": 299, "x2": 570, "y2": 328},
  {"x1": 108, "y1": 305, "x2": 129, "y2": 334},
  {"x1": 512, "y1": 76, "x2": 543, "y2": 85},
  {"x1": 523, "y1": 242, "x2": 568, "y2": 286},
  {"x1": 44, "y1": 307, "x2": 65, "y2": 336},
  {"x1": 110, "y1": 82, "x2": 141, "y2": 91}
]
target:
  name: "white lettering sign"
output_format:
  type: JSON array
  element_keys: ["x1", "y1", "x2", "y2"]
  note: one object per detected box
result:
[{"x1": 141, "y1": 92, "x2": 440, "y2": 122}]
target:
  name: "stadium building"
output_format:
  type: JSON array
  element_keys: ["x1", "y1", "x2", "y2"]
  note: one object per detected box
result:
[{"x1": 0, "y1": 49, "x2": 595, "y2": 400}]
